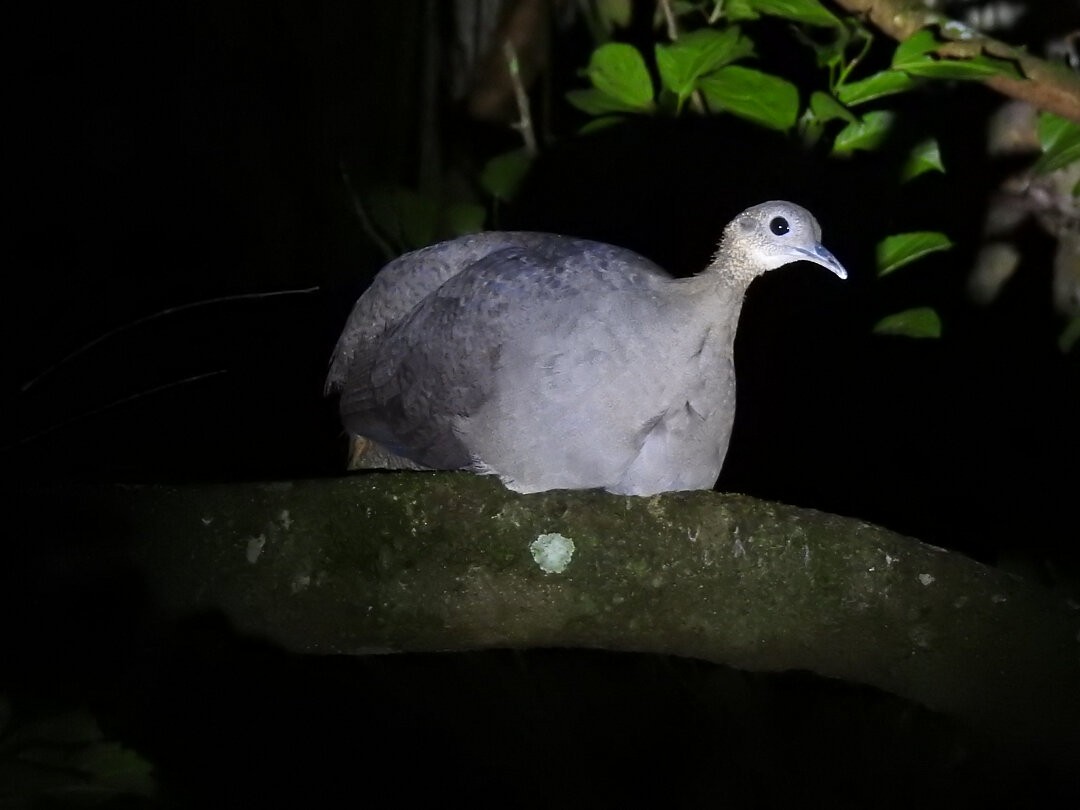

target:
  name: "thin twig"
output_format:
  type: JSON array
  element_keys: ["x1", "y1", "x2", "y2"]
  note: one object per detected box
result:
[
  {"x1": 658, "y1": 0, "x2": 678, "y2": 42},
  {"x1": 19, "y1": 288, "x2": 318, "y2": 394},
  {"x1": 4, "y1": 369, "x2": 228, "y2": 453},
  {"x1": 503, "y1": 40, "x2": 539, "y2": 156},
  {"x1": 338, "y1": 159, "x2": 399, "y2": 261},
  {"x1": 657, "y1": 0, "x2": 706, "y2": 114}
]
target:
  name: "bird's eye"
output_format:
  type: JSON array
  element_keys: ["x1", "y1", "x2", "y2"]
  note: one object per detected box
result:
[{"x1": 770, "y1": 217, "x2": 790, "y2": 236}]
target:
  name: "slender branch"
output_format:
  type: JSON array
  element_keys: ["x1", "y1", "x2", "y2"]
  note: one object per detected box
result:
[
  {"x1": 338, "y1": 159, "x2": 398, "y2": 262},
  {"x1": 19, "y1": 288, "x2": 318, "y2": 394},
  {"x1": 503, "y1": 40, "x2": 539, "y2": 156},
  {"x1": 707, "y1": 1, "x2": 725, "y2": 26},
  {"x1": 4, "y1": 369, "x2": 227, "y2": 452},
  {"x1": 658, "y1": 0, "x2": 678, "y2": 42},
  {"x1": 832, "y1": 0, "x2": 1080, "y2": 122}
]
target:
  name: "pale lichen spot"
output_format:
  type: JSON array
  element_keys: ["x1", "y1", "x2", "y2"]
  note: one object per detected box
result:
[
  {"x1": 991, "y1": 593, "x2": 1007, "y2": 604},
  {"x1": 245, "y1": 534, "x2": 266, "y2": 564},
  {"x1": 885, "y1": 553, "x2": 897, "y2": 567},
  {"x1": 645, "y1": 496, "x2": 667, "y2": 520},
  {"x1": 732, "y1": 537, "x2": 746, "y2": 559},
  {"x1": 530, "y1": 533, "x2": 575, "y2": 574},
  {"x1": 918, "y1": 573, "x2": 935, "y2": 586},
  {"x1": 802, "y1": 545, "x2": 810, "y2": 567},
  {"x1": 941, "y1": 19, "x2": 977, "y2": 40},
  {"x1": 200, "y1": 516, "x2": 214, "y2": 526},
  {"x1": 278, "y1": 509, "x2": 292, "y2": 530},
  {"x1": 909, "y1": 625, "x2": 932, "y2": 649},
  {"x1": 291, "y1": 573, "x2": 311, "y2": 593}
]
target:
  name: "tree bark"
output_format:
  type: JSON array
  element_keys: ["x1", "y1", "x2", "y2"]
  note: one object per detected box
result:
[{"x1": 65, "y1": 471, "x2": 1079, "y2": 761}]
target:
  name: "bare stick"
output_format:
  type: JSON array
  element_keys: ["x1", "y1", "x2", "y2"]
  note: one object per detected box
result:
[
  {"x1": 4, "y1": 369, "x2": 228, "y2": 452},
  {"x1": 19, "y1": 288, "x2": 318, "y2": 394},
  {"x1": 658, "y1": 0, "x2": 678, "y2": 42},
  {"x1": 338, "y1": 159, "x2": 399, "y2": 262},
  {"x1": 503, "y1": 40, "x2": 539, "y2": 156}
]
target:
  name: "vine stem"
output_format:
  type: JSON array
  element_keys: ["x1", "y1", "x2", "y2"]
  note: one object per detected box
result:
[{"x1": 19, "y1": 287, "x2": 318, "y2": 394}]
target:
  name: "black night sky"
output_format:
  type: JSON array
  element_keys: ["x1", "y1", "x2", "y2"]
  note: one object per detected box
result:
[{"x1": 4, "y1": 2, "x2": 1079, "y2": 806}]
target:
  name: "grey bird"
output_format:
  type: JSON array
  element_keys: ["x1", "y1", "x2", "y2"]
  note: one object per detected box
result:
[{"x1": 326, "y1": 200, "x2": 847, "y2": 495}]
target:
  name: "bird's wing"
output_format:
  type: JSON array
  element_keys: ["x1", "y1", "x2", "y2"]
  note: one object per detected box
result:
[
  {"x1": 336, "y1": 235, "x2": 673, "y2": 470},
  {"x1": 326, "y1": 232, "x2": 667, "y2": 393}
]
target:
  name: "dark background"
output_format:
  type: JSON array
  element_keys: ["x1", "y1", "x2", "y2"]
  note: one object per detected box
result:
[{"x1": 4, "y1": 1, "x2": 1078, "y2": 805}]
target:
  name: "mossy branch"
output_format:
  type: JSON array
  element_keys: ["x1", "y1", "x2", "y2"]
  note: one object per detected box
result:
[
  {"x1": 51, "y1": 472, "x2": 1078, "y2": 763},
  {"x1": 833, "y1": 0, "x2": 1080, "y2": 121}
]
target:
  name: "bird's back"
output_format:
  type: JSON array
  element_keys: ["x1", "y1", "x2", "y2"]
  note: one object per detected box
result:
[
  {"x1": 327, "y1": 231, "x2": 680, "y2": 475},
  {"x1": 325, "y1": 232, "x2": 670, "y2": 394}
]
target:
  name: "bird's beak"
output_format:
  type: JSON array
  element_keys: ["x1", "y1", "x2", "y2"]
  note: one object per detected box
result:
[{"x1": 797, "y1": 244, "x2": 848, "y2": 280}]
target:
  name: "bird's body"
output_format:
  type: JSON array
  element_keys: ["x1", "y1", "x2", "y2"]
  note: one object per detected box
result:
[{"x1": 327, "y1": 201, "x2": 847, "y2": 495}]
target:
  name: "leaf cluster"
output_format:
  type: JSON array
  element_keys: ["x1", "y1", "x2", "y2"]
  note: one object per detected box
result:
[
  {"x1": 560, "y1": 1, "x2": 1077, "y2": 341},
  {"x1": 357, "y1": 1, "x2": 1078, "y2": 346}
]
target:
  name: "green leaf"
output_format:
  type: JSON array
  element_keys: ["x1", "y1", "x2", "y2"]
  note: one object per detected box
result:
[
  {"x1": 892, "y1": 28, "x2": 1024, "y2": 80},
  {"x1": 901, "y1": 138, "x2": 945, "y2": 182},
  {"x1": 790, "y1": 17, "x2": 853, "y2": 69},
  {"x1": 901, "y1": 53, "x2": 1022, "y2": 80},
  {"x1": 831, "y1": 110, "x2": 895, "y2": 155},
  {"x1": 578, "y1": 115, "x2": 626, "y2": 135},
  {"x1": 808, "y1": 91, "x2": 856, "y2": 124},
  {"x1": 1059, "y1": 316, "x2": 1080, "y2": 353},
  {"x1": 480, "y1": 149, "x2": 533, "y2": 201},
  {"x1": 567, "y1": 88, "x2": 636, "y2": 115},
  {"x1": 891, "y1": 28, "x2": 939, "y2": 68},
  {"x1": 366, "y1": 185, "x2": 439, "y2": 251},
  {"x1": 445, "y1": 202, "x2": 486, "y2": 235},
  {"x1": 597, "y1": 0, "x2": 633, "y2": 30},
  {"x1": 837, "y1": 70, "x2": 918, "y2": 106},
  {"x1": 655, "y1": 27, "x2": 755, "y2": 106},
  {"x1": 1033, "y1": 112, "x2": 1080, "y2": 175},
  {"x1": 698, "y1": 66, "x2": 799, "y2": 131},
  {"x1": 873, "y1": 307, "x2": 942, "y2": 338},
  {"x1": 73, "y1": 742, "x2": 156, "y2": 796},
  {"x1": 876, "y1": 231, "x2": 953, "y2": 276},
  {"x1": 582, "y1": 43, "x2": 655, "y2": 112},
  {"x1": 745, "y1": 0, "x2": 841, "y2": 27},
  {"x1": 725, "y1": 0, "x2": 761, "y2": 21},
  {"x1": 0, "y1": 709, "x2": 156, "y2": 801}
]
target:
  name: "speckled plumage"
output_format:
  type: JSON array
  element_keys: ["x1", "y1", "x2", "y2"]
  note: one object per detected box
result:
[{"x1": 326, "y1": 201, "x2": 847, "y2": 495}]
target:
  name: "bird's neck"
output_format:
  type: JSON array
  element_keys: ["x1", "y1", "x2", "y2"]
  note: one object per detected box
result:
[
  {"x1": 670, "y1": 260, "x2": 752, "y2": 348},
  {"x1": 707, "y1": 239, "x2": 762, "y2": 288}
]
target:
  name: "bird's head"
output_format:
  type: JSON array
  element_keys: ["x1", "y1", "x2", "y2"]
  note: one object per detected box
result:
[{"x1": 716, "y1": 200, "x2": 848, "y2": 284}]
